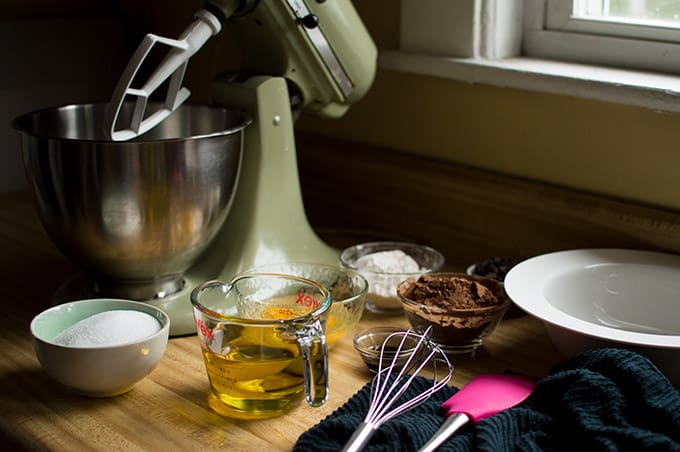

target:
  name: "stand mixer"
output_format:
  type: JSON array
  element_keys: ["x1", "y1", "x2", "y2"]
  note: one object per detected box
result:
[{"x1": 16, "y1": 0, "x2": 376, "y2": 336}]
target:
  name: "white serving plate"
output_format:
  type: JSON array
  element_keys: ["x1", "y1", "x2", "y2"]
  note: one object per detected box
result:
[{"x1": 505, "y1": 248, "x2": 680, "y2": 384}]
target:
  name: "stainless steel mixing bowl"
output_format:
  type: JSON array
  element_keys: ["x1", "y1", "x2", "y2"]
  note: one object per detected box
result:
[{"x1": 14, "y1": 103, "x2": 250, "y2": 300}]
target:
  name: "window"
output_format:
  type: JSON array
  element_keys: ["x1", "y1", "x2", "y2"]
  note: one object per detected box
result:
[
  {"x1": 526, "y1": 0, "x2": 680, "y2": 74},
  {"x1": 382, "y1": 0, "x2": 680, "y2": 113},
  {"x1": 550, "y1": 0, "x2": 680, "y2": 38}
]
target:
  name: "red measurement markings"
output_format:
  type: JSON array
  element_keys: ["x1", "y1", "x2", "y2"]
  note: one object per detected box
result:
[
  {"x1": 295, "y1": 292, "x2": 320, "y2": 310},
  {"x1": 195, "y1": 318, "x2": 215, "y2": 340}
]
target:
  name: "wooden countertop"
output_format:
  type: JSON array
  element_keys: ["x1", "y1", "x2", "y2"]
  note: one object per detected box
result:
[{"x1": 0, "y1": 192, "x2": 562, "y2": 451}]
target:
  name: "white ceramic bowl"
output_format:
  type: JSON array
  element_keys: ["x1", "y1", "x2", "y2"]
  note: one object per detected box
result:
[
  {"x1": 31, "y1": 299, "x2": 170, "y2": 397},
  {"x1": 505, "y1": 249, "x2": 680, "y2": 384}
]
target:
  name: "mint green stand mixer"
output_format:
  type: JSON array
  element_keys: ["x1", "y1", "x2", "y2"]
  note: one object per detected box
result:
[{"x1": 46, "y1": 0, "x2": 376, "y2": 336}]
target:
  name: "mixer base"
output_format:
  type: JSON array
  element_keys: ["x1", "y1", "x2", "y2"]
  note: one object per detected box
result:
[
  {"x1": 52, "y1": 274, "x2": 95, "y2": 305},
  {"x1": 52, "y1": 273, "x2": 198, "y2": 337}
]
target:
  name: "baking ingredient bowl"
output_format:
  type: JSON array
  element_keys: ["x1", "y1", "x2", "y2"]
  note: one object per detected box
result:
[
  {"x1": 340, "y1": 241, "x2": 444, "y2": 315},
  {"x1": 398, "y1": 273, "x2": 510, "y2": 355},
  {"x1": 467, "y1": 256, "x2": 524, "y2": 318},
  {"x1": 31, "y1": 298, "x2": 170, "y2": 397},
  {"x1": 244, "y1": 262, "x2": 368, "y2": 347},
  {"x1": 466, "y1": 257, "x2": 516, "y2": 281},
  {"x1": 504, "y1": 248, "x2": 680, "y2": 385},
  {"x1": 353, "y1": 327, "x2": 425, "y2": 374}
]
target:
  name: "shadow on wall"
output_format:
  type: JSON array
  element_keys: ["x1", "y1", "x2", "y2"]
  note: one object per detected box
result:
[{"x1": 1, "y1": 15, "x2": 128, "y2": 193}]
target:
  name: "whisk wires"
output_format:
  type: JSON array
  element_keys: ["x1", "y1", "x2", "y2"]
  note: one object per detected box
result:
[
  {"x1": 364, "y1": 327, "x2": 453, "y2": 427},
  {"x1": 341, "y1": 327, "x2": 453, "y2": 452}
]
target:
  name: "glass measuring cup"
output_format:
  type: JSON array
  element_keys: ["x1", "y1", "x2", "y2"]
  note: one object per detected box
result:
[{"x1": 190, "y1": 273, "x2": 331, "y2": 419}]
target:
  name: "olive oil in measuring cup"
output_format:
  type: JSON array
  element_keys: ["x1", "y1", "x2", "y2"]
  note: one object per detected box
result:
[
  {"x1": 203, "y1": 327, "x2": 306, "y2": 419},
  {"x1": 191, "y1": 275, "x2": 331, "y2": 420}
]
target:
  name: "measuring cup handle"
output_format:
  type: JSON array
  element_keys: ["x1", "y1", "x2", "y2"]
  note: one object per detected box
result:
[{"x1": 297, "y1": 321, "x2": 329, "y2": 407}]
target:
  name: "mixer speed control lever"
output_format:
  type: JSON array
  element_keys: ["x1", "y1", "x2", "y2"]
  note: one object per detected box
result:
[{"x1": 299, "y1": 14, "x2": 319, "y2": 29}]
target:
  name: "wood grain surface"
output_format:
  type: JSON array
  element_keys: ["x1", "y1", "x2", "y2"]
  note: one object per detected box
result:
[
  {"x1": 3, "y1": 133, "x2": 678, "y2": 450},
  {"x1": 0, "y1": 192, "x2": 562, "y2": 451}
]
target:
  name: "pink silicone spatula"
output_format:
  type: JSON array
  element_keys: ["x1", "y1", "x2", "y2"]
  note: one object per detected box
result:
[{"x1": 418, "y1": 374, "x2": 535, "y2": 452}]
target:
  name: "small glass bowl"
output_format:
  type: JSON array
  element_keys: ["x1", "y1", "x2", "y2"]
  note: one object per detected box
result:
[
  {"x1": 244, "y1": 262, "x2": 368, "y2": 348},
  {"x1": 398, "y1": 273, "x2": 510, "y2": 355},
  {"x1": 340, "y1": 241, "x2": 445, "y2": 315},
  {"x1": 467, "y1": 257, "x2": 525, "y2": 318},
  {"x1": 353, "y1": 327, "x2": 425, "y2": 374}
]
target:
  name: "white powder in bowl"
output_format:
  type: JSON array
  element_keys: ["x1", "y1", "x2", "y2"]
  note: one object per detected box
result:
[
  {"x1": 354, "y1": 250, "x2": 425, "y2": 311},
  {"x1": 53, "y1": 310, "x2": 162, "y2": 347},
  {"x1": 354, "y1": 250, "x2": 422, "y2": 274}
]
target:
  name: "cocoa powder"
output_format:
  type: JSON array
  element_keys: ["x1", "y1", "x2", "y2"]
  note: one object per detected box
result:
[
  {"x1": 398, "y1": 273, "x2": 509, "y2": 353},
  {"x1": 401, "y1": 274, "x2": 504, "y2": 310}
]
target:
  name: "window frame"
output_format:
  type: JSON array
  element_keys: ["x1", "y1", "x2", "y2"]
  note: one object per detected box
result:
[
  {"x1": 526, "y1": 0, "x2": 680, "y2": 74},
  {"x1": 382, "y1": 0, "x2": 680, "y2": 113},
  {"x1": 548, "y1": 0, "x2": 680, "y2": 42}
]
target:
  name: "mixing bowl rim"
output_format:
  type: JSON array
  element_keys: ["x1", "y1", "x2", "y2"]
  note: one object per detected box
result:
[
  {"x1": 504, "y1": 248, "x2": 680, "y2": 348},
  {"x1": 12, "y1": 102, "x2": 252, "y2": 144}
]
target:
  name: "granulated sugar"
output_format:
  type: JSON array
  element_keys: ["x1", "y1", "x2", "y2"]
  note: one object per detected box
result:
[{"x1": 54, "y1": 310, "x2": 161, "y2": 347}]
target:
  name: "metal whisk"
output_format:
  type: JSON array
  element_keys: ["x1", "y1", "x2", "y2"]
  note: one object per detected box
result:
[{"x1": 342, "y1": 327, "x2": 454, "y2": 452}]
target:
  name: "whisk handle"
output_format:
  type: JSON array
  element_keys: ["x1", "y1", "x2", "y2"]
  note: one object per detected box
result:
[
  {"x1": 418, "y1": 413, "x2": 469, "y2": 452},
  {"x1": 341, "y1": 422, "x2": 377, "y2": 452}
]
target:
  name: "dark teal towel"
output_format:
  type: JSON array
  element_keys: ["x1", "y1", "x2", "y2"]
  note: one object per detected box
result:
[{"x1": 294, "y1": 348, "x2": 680, "y2": 451}]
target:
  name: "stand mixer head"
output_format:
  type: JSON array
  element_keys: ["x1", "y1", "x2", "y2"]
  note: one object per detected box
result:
[
  {"x1": 214, "y1": 0, "x2": 376, "y2": 117},
  {"x1": 106, "y1": 0, "x2": 376, "y2": 140},
  {"x1": 16, "y1": 0, "x2": 377, "y2": 336}
]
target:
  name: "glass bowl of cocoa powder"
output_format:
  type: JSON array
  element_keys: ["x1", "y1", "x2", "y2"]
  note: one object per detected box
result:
[{"x1": 397, "y1": 273, "x2": 510, "y2": 355}]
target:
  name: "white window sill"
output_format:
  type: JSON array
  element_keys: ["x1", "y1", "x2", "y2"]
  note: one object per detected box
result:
[{"x1": 379, "y1": 50, "x2": 680, "y2": 114}]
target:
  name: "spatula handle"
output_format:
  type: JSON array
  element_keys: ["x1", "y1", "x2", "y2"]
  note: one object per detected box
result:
[{"x1": 418, "y1": 413, "x2": 469, "y2": 452}]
